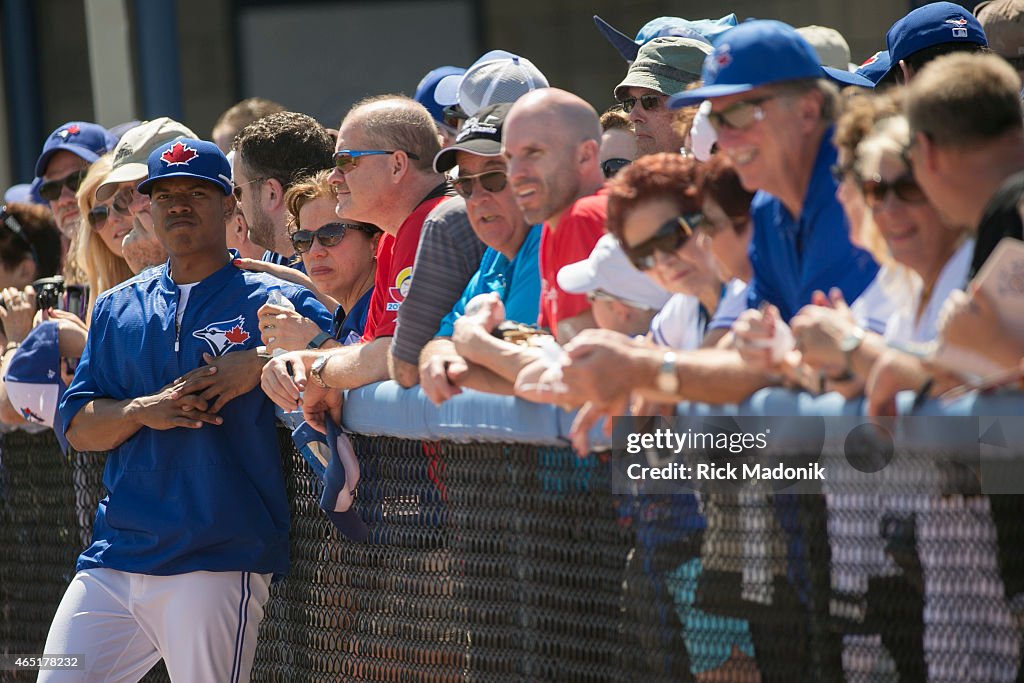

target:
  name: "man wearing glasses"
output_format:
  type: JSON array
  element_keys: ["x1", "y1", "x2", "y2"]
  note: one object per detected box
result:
[
  {"x1": 35, "y1": 121, "x2": 116, "y2": 240},
  {"x1": 417, "y1": 103, "x2": 543, "y2": 404},
  {"x1": 230, "y1": 111, "x2": 334, "y2": 265},
  {"x1": 261, "y1": 96, "x2": 453, "y2": 429},
  {"x1": 669, "y1": 20, "x2": 878, "y2": 355},
  {"x1": 614, "y1": 37, "x2": 711, "y2": 157}
]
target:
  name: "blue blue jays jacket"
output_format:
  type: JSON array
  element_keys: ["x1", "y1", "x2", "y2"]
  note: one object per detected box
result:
[{"x1": 59, "y1": 258, "x2": 332, "y2": 578}]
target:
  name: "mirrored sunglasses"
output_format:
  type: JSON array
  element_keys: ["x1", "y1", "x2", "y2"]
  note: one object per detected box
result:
[{"x1": 452, "y1": 170, "x2": 508, "y2": 199}]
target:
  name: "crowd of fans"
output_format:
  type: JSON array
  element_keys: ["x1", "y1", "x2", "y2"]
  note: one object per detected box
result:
[{"x1": 3, "y1": 1, "x2": 1024, "y2": 680}]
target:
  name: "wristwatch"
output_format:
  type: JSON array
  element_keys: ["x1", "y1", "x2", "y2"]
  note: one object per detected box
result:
[
  {"x1": 310, "y1": 353, "x2": 331, "y2": 388},
  {"x1": 307, "y1": 331, "x2": 333, "y2": 349},
  {"x1": 655, "y1": 351, "x2": 679, "y2": 394},
  {"x1": 837, "y1": 326, "x2": 866, "y2": 380}
]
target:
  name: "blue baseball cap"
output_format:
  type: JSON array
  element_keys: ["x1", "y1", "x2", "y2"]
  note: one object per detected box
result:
[
  {"x1": 669, "y1": 20, "x2": 872, "y2": 108},
  {"x1": 414, "y1": 66, "x2": 466, "y2": 125},
  {"x1": 886, "y1": 2, "x2": 987, "y2": 68},
  {"x1": 593, "y1": 14, "x2": 736, "y2": 61},
  {"x1": 855, "y1": 50, "x2": 893, "y2": 85},
  {"x1": 4, "y1": 179, "x2": 45, "y2": 206},
  {"x1": 137, "y1": 138, "x2": 232, "y2": 196},
  {"x1": 291, "y1": 419, "x2": 368, "y2": 542},
  {"x1": 34, "y1": 121, "x2": 116, "y2": 177},
  {"x1": 4, "y1": 321, "x2": 68, "y2": 453}
]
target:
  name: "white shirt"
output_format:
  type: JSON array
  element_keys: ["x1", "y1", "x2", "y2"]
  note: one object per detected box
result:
[
  {"x1": 707, "y1": 279, "x2": 749, "y2": 331},
  {"x1": 850, "y1": 267, "x2": 898, "y2": 335},
  {"x1": 649, "y1": 294, "x2": 702, "y2": 351},
  {"x1": 884, "y1": 238, "x2": 974, "y2": 344}
]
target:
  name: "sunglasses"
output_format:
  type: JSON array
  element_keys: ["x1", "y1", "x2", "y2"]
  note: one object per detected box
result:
[
  {"x1": 623, "y1": 213, "x2": 701, "y2": 271},
  {"x1": 290, "y1": 222, "x2": 371, "y2": 253},
  {"x1": 707, "y1": 96, "x2": 774, "y2": 132},
  {"x1": 232, "y1": 177, "x2": 265, "y2": 202},
  {"x1": 87, "y1": 205, "x2": 110, "y2": 230},
  {"x1": 452, "y1": 170, "x2": 508, "y2": 199},
  {"x1": 110, "y1": 186, "x2": 135, "y2": 217},
  {"x1": 333, "y1": 149, "x2": 420, "y2": 173},
  {"x1": 442, "y1": 104, "x2": 468, "y2": 130},
  {"x1": 619, "y1": 94, "x2": 664, "y2": 114},
  {"x1": 861, "y1": 174, "x2": 926, "y2": 209},
  {"x1": 38, "y1": 170, "x2": 88, "y2": 201},
  {"x1": 830, "y1": 162, "x2": 857, "y2": 184},
  {"x1": 601, "y1": 157, "x2": 631, "y2": 179}
]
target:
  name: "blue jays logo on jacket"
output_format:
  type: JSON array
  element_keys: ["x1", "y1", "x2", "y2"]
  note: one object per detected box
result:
[{"x1": 192, "y1": 315, "x2": 251, "y2": 356}]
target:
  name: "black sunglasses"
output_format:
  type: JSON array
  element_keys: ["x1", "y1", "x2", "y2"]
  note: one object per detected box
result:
[
  {"x1": 861, "y1": 173, "x2": 927, "y2": 209},
  {"x1": 290, "y1": 222, "x2": 373, "y2": 253},
  {"x1": 38, "y1": 170, "x2": 88, "y2": 201},
  {"x1": 452, "y1": 170, "x2": 508, "y2": 199},
  {"x1": 619, "y1": 94, "x2": 664, "y2": 114},
  {"x1": 601, "y1": 158, "x2": 631, "y2": 179},
  {"x1": 442, "y1": 104, "x2": 468, "y2": 130},
  {"x1": 87, "y1": 205, "x2": 110, "y2": 230},
  {"x1": 623, "y1": 213, "x2": 702, "y2": 271}
]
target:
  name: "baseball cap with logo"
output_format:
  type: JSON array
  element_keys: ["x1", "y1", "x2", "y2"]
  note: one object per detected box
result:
[
  {"x1": 975, "y1": 0, "x2": 1024, "y2": 61},
  {"x1": 669, "y1": 20, "x2": 872, "y2": 108},
  {"x1": 614, "y1": 36, "x2": 713, "y2": 100},
  {"x1": 96, "y1": 117, "x2": 197, "y2": 201},
  {"x1": 433, "y1": 103, "x2": 511, "y2": 173},
  {"x1": 290, "y1": 418, "x2": 368, "y2": 542},
  {"x1": 855, "y1": 50, "x2": 894, "y2": 85},
  {"x1": 137, "y1": 138, "x2": 232, "y2": 196},
  {"x1": 4, "y1": 321, "x2": 68, "y2": 453},
  {"x1": 435, "y1": 51, "x2": 548, "y2": 117},
  {"x1": 34, "y1": 122, "x2": 116, "y2": 177},
  {"x1": 886, "y1": 2, "x2": 988, "y2": 68},
  {"x1": 557, "y1": 234, "x2": 671, "y2": 311},
  {"x1": 593, "y1": 15, "x2": 736, "y2": 62}
]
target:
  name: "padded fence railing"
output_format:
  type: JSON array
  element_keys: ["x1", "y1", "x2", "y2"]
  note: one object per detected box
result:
[{"x1": 1, "y1": 385, "x2": 1023, "y2": 682}]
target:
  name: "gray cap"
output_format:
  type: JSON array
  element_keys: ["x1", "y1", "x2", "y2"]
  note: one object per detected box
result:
[
  {"x1": 96, "y1": 117, "x2": 196, "y2": 201},
  {"x1": 614, "y1": 37, "x2": 712, "y2": 100}
]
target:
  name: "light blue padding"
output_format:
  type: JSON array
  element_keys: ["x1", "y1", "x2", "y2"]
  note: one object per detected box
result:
[
  {"x1": 665, "y1": 558, "x2": 756, "y2": 674},
  {"x1": 343, "y1": 383, "x2": 1023, "y2": 445}
]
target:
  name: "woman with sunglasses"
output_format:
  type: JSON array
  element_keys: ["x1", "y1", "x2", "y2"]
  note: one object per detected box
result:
[
  {"x1": 791, "y1": 114, "x2": 972, "y2": 389},
  {"x1": 252, "y1": 171, "x2": 381, "y2": 352}
]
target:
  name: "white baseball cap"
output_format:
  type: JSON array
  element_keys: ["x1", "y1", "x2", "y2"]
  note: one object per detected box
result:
[{"x1": 558, "y1": 234, "x2": 671, "y2": 311}]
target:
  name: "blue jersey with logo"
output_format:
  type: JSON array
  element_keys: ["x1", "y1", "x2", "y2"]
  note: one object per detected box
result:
[{"x1": 59, "y1": 257, "x2": 332, "y2": 578}]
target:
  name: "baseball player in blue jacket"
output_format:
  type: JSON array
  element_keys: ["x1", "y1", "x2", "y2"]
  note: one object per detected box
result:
[{"x1": 43, "y1": 139, "x2": 332, "y2": 682}]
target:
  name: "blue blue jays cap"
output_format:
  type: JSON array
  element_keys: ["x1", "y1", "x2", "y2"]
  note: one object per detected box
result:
[
  {"x1": 592, "y1": 14, "x2": 736, "y2": 61},
  {"x1": 669, "y1": 20, "x2": 873, "y2": 108},
  {"x1": 137, "y1": 138, "x2": 232, "y2": 196},
  {"x1": 291, "y1": 419, "x2": 368, "y2": 542},
  {"x1": 855, "y1": 50, "x2": 893, "y2": 85},
  {"x1": 887, "y1": 2, "x2": 987, "y2": 67},
  {"x1": 415, "y1": 66, "x2": 466, "y2": 125},
  {"x1": 34, "y1": 121, "x2": 116, "y2": 177},
  {"x1": 4, "y1": 321, "x2": 68, "y2": 453}
]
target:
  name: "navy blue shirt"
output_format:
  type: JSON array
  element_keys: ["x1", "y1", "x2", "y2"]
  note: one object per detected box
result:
[
  {"x1": 60, "y1": 257, "x2": 332, "y2": 578},
  {"x1": 332, "y1": 287, "x2": 374, "y2": 346},
  {"x1": 746, "y1": 127, "x2": 879, "y2": 321}
]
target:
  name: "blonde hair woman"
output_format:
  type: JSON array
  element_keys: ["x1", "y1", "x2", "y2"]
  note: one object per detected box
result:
[{"x1": 75, "y1": 153, "x2": 134, "y2": 320}]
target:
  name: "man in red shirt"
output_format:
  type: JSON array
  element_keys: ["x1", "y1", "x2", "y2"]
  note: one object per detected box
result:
[
  {"x1": 261, "y1": 96, "x2": 449, "y2": 429},
  {"x1": 504, "y1": 88, "x2": 607, "y2": 343}
]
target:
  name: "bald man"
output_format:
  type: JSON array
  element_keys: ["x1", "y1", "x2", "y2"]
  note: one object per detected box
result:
[{"x1": 504, "y1": 88, "x2": 607, "y2": 342}]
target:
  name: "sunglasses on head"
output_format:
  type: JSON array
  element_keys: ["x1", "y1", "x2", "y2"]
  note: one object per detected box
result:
[
  {"x1": 290, "y1": 222, "x2": 371, "y2": 253},
  {"x1": 452, "y1": 170, "x2": 508, "y2": 199},
  {"x1": 38, "y1": 170, "x2": 88, "y2": 201},
  {"x1": 860, "y1": 173, "x2": 926, "y2": 209},
  {"x1": 619, "y1": 94, "x2": 664, "y2": 114},
  {"x1": 707, "y1": 96, "x2": 774, "y2": 132},
  {"x1": 623, "y1": 213, "x2": 702, "y2": 271},
  {"x1": 601, "y1": 157, "x2": 631, "y2": 179},
  {"x1": 333, "y1": 149, "x2": 420, "y2": 173}
]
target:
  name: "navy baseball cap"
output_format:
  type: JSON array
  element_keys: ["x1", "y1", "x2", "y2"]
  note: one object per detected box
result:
[
  {"x1": 415, "y1": 66, "x2": 466, "y2": 125},
  {"x1": 34, "y1": 121, "x2": 116, "y2": 177},
  {"x1": 592, "y1": 14, "x2": 735, "y2": 61},
  {"x1": 669, "y1": 20, "x2": 872, "y2": 108},
  {"x1": 887, "y1": 2, "x2": 987, "y2": 68},
  {"x1": 137, "y1": 138, "x2": 232, "y2": 196},
  {"x1": 291, "y1": 419, "x2": 368, "y2": 542},
  {"x1": 4, "y1": 321, "x2": 68, "y2": 453},
  {"x1": 855, "y1": 50, "x2": 893, "y2": 85}
]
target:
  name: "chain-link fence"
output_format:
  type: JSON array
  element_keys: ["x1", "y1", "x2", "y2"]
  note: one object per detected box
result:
[{"x1": 2, "y1": 426, "x2": 1022, "y2": 682}]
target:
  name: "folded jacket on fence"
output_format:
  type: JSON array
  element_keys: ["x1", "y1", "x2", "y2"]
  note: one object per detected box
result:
[{"x1": 291, "y1": 419, "x2": 368, "y2": 542}]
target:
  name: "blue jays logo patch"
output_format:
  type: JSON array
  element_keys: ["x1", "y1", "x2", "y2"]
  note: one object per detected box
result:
[
  {"x1": 55, "y1": 124, "x2": 81, "y2": 141},
  {"x1": 21, "y1": 406, "x2": 44, "y2": 423},
  {"x1": 192, "y1": 315, "x2": 251, "y2": 356}
]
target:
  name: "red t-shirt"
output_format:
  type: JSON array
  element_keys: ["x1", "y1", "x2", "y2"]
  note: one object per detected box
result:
[
  {"x1": 361, "y1": 195, "x2": 449, "y2": 342},
  {"x1": 538, "y1": 191, "x2": 608, "y2": 331}
]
